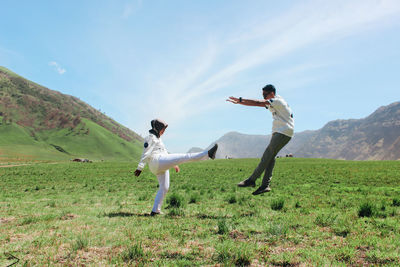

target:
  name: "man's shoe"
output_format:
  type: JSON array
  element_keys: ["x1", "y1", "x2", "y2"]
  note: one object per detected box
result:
[
  {"x1": 208, "y1": 144, "x2": 218, "y2": 159},
  {"x1": 237, "y1": 179, "x2": 256, "y2": 187},
  {"x1": 252, "y1": 186, "x2": 271, "y2": 195},
  {"x1": 150, "y1": 211, "x2": 163, "y2": 216}
]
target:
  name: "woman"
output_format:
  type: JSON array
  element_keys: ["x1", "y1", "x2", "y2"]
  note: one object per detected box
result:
[{"x1": 134, "y1": 119, "x2": 218, "y2": 216}]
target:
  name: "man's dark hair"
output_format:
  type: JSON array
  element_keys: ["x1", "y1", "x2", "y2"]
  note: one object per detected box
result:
[{"x1": 262, "y1": 84, "x2": 276, "y2": 94}]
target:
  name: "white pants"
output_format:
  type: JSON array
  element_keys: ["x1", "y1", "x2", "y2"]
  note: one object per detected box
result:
[{"x1": 150, "y1": 150, "x2": 209, "y2": 213}]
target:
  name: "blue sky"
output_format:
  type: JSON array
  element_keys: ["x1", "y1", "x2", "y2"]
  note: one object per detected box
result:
[{"x1": 1, "y1": 0, "x2": 400, "y2": 152}]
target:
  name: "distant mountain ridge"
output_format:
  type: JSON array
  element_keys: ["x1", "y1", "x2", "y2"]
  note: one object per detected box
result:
[
  {"x1": 296, "y1": 101, "x2": 400, "y2": 160},
  {"x1": 0, "y1": 66, "x2": 143, "y2": 161},
  {"x1": 196, "y1": 101, "x2": 400, "y2": 160}
]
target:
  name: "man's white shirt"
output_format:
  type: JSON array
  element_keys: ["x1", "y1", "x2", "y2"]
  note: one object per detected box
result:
[{"x1": 266, "y1": 94, "x2": 294, "y2": 137}]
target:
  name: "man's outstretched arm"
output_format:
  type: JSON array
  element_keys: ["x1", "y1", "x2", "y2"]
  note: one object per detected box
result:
[{"x1": 226, "y1": 96, "x2": 269, "y2": 107}]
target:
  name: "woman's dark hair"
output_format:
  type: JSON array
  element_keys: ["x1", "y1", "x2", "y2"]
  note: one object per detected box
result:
[
  {"x1": 262, "y1": 84, "x2": 276, "y2": 94},
  {"x1": 149, "y1": 119, "x2": 168, "y2": 138}
]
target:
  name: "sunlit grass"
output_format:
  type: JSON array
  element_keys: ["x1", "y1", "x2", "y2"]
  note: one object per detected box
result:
[{"x1": 1, "y1": 158, "x2": 400, "y2": 265}]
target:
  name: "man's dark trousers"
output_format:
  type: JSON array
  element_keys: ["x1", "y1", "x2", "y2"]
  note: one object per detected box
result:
[{"x1": 247, "y1": 132, "x2": 291, "y2": 187}]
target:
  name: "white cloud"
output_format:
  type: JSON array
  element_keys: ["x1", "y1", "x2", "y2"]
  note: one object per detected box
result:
[
  {"x1": 0, "y1": 46, "x2": 22, "y2": 59},
  {"x1": 132, "y1": 42, "x2": 219, "y2": 135},
  {"x1": 122, "y1": 0, "x2": 142, "y2": 19},
  {"x1": 122, "y1": 5, "x2": 133, "y2": 18},
  {"x1": 49, "y1": 61, "x2": 66, "y2": 75},
  {"x1": 119, "y1": 0, "x2": 400, "y2": 145},
  {"x1": 149, "y1": 0, "x2": 400, "y2": 113}
]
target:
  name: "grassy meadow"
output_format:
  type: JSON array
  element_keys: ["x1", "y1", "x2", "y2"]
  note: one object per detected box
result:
[{"x1": 1, "y1": 158, "x2": 400, "y2": 266}]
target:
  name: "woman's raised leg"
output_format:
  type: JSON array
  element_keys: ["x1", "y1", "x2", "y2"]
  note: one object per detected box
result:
[{"x1": 156, "y1": 151, "x2": 209, "y2": 173}]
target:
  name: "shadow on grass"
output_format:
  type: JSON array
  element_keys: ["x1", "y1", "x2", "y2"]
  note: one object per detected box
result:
[
  {"x1": 196, "y1": 213, "x2": 232, "y2": 220},
  {"x1": 105, "y1": 212, "x2": 151, "y2": 218},
  {"x1": 105, "y1": 212, "x2": 232, "y2": 219}
]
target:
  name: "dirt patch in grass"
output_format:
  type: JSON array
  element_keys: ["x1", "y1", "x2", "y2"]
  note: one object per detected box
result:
[
  {"x1": 229, "y1": 229, "x2": 247, "y2": 241},
  {"x1": 74, "y1": 247, "x2": 112, "y2": 264},
  {"x1": 0, "y1": 163, "x2": 32, "y2": 168},
  {"x1": 0, "y1": 217, "x2": 16, "y2": 224},
  {"x1": 60, "y1": 213, "x2": 78, "y2": 220},
  {"x1": 184, "y1": 240, "x2": 207, "y2": 253},
  {"x1": 55, "y1": 244, "x2": 74, "y2": 264},
  {"x1": 9, "y1": 233, "x2": 35, "y2": 243},
  {"x1": 55, "y1": 244, "x2": 112, "y2": 265},
  {"x1": 354, "y1": 245, "x2": 370, "y2": 266},
  {"x1": 352, "y1": 245, "x2": 398, "y2": 266},
  {"x1": 271, "y1": 245, "x2": 297, "y2": 255}
]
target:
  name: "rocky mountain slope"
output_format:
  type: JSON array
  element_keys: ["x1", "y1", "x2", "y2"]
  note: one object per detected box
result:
[
  {"x1": 296, "y1": 101, "x2": 400, "y2": 160},
  {"x1": 198, "y1": 101, "x2": 400, "y2": 160}
]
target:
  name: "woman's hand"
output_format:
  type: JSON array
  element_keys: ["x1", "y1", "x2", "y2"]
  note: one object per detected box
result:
[{"x1": 174, "y1": 165, "x2": 180, "y2": 173}]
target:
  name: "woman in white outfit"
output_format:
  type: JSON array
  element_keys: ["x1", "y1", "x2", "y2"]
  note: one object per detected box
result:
[{"x1": 134, "y1": 119, "x2": 218, "y2": 216}]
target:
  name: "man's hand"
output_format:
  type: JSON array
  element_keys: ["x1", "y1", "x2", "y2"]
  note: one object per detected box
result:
[
  {"x1": 174, "y1": 165, "x2": 180, "y2": 173},
  {"x1": 134, "y1": 169, "x2": 142, "y2": 177},
  {"x1": 226, "y1": 96, "x2": 240, "y2": 104},
  {"x1": 226, "y1": 96, "x2": 267, "y2": 107}
]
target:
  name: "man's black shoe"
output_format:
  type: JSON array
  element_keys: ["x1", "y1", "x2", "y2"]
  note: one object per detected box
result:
[
  {"x1": 237, "y1": 179, "x2": 256, "y2": 187},
  {"x1": 252, "y1": 186, "x2": 271, "y2": 195},
  {"x1": 150, "y1": 211, "x2": 161, "y2": 216},
  {"x1": 208, "y1": 144, "x2": 218, "y2": 159}
]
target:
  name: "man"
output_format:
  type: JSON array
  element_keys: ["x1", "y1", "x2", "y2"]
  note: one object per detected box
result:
[{"x1": 226, "y1": 84, "x2": 294, "y2": 195}]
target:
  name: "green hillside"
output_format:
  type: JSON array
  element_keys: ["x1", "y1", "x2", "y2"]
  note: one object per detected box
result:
[
  {"x1": 0, "y1": 66, "x2": 143, "y2": 162},
  {"x1": 35, "y1": 118, "x2": 143, "y2": 161}
]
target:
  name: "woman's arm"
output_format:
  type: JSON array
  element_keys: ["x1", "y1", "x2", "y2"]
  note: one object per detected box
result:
[{"x1": 135, "y1": 136, "x2": 155, "y2": 176}]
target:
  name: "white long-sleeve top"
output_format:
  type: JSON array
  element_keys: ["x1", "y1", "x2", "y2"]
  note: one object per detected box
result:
[{"x1": 137, "y1": 134, "x2": 168, "y2": 170}]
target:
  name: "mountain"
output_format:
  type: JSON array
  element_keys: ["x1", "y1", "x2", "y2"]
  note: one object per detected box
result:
[
  {"x1": 196, "y1": 101, "x2": 400, "y2": 160},
  {"x1": 208, "y1": 132, "x2": 269, "y2": 159},
  {"x1": 0, "y1": 66, "x2": 143, "y2": 161},
  {"x1": 202, "y1": 130, "x2": 315, "y2": 159},
  {"x1": 296, "y1": 101, "x2": 400, "y2": 160}
]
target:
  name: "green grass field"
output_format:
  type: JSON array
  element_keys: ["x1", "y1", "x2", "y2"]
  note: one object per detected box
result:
[{"x1": 1, "y1": 158, "x2": 400, "y2": 266}]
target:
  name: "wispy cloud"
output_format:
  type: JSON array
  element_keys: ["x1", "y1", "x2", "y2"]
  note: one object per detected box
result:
[
  {"x1": 106, "y1": 0, "x2": 400, "y2": 146},
  {"x1": 131, "y1": 41, "x2": 219, "y2": 135},
  {"x1": 194, "y1": 0, "x2": 400, "y2": 95},
  {"x1": 139, "y1": 0, "x2": 400, "y2": 126},
  {"x1": 122, "y1": 0, "x2": 142, "y2": 19},
  {"x1": 48, "y1": 61, "x2": 66, "y2": 75},
  {"x1": 0, "y1": 46, "x2": 22, "y2": 59}
]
